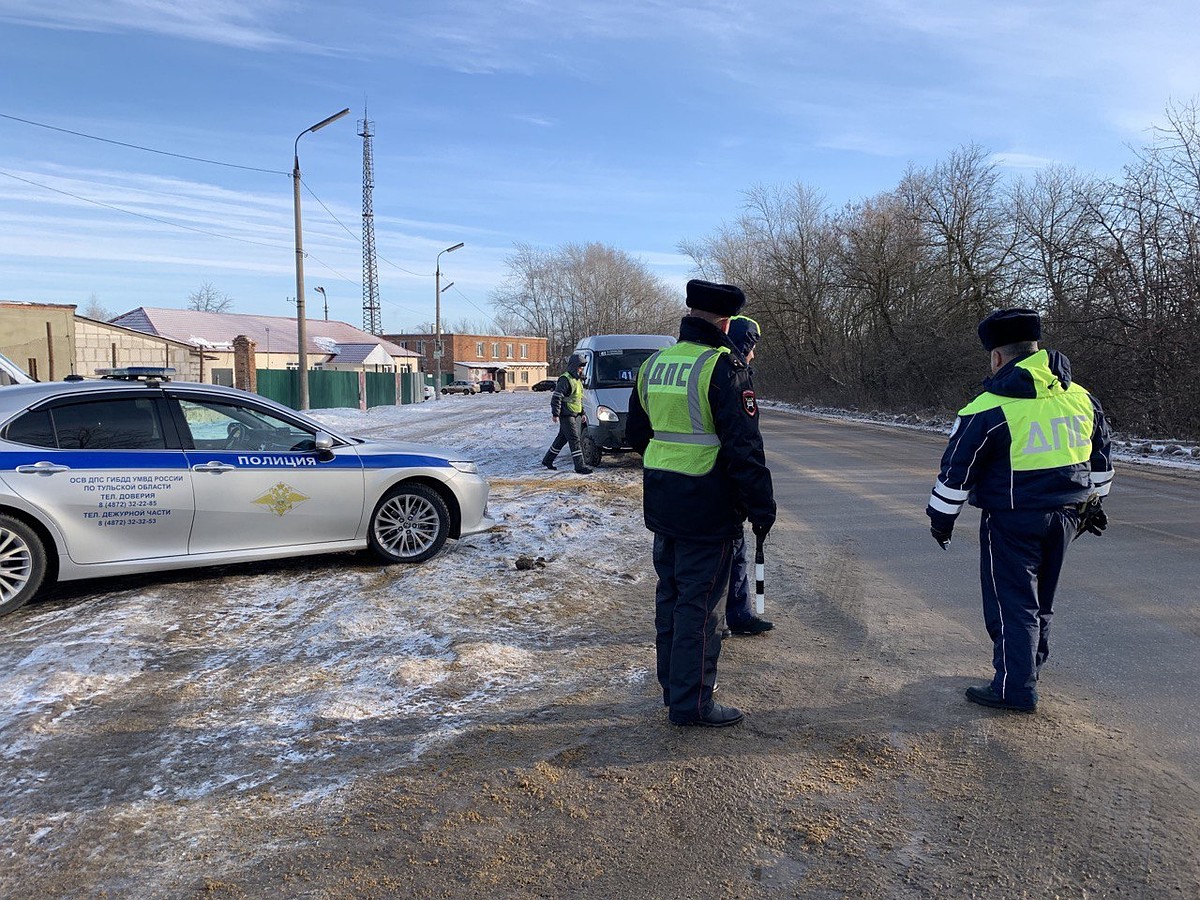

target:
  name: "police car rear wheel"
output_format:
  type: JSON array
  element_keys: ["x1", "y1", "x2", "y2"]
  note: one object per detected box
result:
[
  {"x1": 0, "y1": 514, "x2": 47, "y2": 616},
  {"x1": 368, "y1": 483, "x2": 450, "y2": 564}
]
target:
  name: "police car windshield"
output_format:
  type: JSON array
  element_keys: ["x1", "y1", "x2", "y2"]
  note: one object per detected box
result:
[{"x1": 590, "y1": 349, "x2": 658, "y2": 388}]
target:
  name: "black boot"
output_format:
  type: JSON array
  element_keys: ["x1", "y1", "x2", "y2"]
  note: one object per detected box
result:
[
  {"x1": 574, "y1": 465, "x2": 593, "y2": 474},
  {"x1": 541, "y1": 451, "x2": 557, "y2": 471}
]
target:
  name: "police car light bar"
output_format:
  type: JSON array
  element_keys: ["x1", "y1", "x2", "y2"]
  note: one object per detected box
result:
[{"x1": 96, "y1": 366, "x2": 176, "y2": 382}]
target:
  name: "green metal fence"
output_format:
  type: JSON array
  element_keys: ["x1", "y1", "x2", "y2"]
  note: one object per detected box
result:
[
  {"x1": 365, "y1": 371, "x2": 397, "y2": 408},
  {"x1": 256, "y1": 369, "x2": 426, "y2": 410},
  {"x1": 257, "y1": 369, "x2": 300, "y2": 409}
]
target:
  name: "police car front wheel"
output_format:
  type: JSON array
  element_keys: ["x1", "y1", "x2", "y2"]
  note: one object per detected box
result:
[
  {"x1": 0, "y1": 513, "x2": 48, "y2": 617},
  {"x1": 368, "y1": 483, "x2": 451, "y2": 564}
]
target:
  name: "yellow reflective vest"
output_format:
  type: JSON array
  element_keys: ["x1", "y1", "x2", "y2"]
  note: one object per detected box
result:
[{"x1": 636, "y1": 341, "x2": 731, "y2": 475}]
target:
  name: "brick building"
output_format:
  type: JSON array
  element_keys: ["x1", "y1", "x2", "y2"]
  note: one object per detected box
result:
[{"x1": 383, "y1": 332, "x2": 548, "y2": 390}]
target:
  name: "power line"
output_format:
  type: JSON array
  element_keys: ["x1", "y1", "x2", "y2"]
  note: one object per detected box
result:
[
  {"x1": 451, "y1": 283, "x2": 497, "y2": 327},
  {"x1": 0, "y1": 112, "x2": 287, "y2": 176},
  {"x1": 301, "y1": 178, "x2": 433, "y2": 279},
  {"x1": 380, "y1": 255, "x2": 433, "y2": 278},
  {"x1": 0, "y1": 168, "x2": 289, "y2": 251},
  {"x1": 3, "y1": 111, "x2": 449, "y2": 322}
]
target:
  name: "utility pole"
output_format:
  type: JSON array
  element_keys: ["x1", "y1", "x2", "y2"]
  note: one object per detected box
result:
[{"x1": 434, "y1": 242, "x2": 463, "y2": 398}]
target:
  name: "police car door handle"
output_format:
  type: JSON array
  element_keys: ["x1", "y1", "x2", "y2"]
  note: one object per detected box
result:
[
  {"x1": 192, "y1": 461, "x2": 237, "y2": 474},
  {"x1": 15, "y1": 461, "x2": 70, "y2": 475}
]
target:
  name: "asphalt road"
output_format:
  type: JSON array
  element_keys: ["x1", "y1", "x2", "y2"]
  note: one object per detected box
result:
[{"x1": 761, "y1": 407, "x2": 1200, "y2": 778}]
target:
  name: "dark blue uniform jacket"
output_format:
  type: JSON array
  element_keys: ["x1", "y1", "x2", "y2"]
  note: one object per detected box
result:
[
  {"x1": 627, "y1": 316, "x2": 776, "y2": 541},
  {"x1": 927, "y1": 350, "x2": 1114, "y2": 529}
]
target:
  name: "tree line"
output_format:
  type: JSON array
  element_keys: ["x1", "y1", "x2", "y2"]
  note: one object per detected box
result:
[
  {"x1": 681, "y1": 103, "x2": 1200, "y2": 440},
  {"x1": 491, "y1": 102, "x2": 1199, "y2": 439}
]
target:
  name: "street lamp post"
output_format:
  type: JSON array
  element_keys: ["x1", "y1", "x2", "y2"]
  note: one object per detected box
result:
[
  {"x1": 314, "y1": 286, "x2": 328, "y2": 321},
  {"x1": 293, "y1": 107, "x2": 350, "y2": 410},
  {"x1": 433, "y1": 242, "x2": 464, "y2": 400}
]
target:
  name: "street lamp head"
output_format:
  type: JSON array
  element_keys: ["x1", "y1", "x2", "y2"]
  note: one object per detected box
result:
[
  {"x1": 309, "y1": 108, "x2": 351, "y2": 134},
  {"x1": 436, "y1": 241, "x2": 465, "y2": 274},
  {"x1": 314, "y1": 286, "x2": 326, "y2": 295}
]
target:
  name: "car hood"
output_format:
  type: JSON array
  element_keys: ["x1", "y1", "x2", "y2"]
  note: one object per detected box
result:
[{"x1": 350, "y1": 437, "x2": 470, "y2": 463}]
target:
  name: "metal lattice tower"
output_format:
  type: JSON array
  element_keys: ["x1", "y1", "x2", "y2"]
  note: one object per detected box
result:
[{"x1": 358, "y1": 114, "x2": 382, "y2": 335}]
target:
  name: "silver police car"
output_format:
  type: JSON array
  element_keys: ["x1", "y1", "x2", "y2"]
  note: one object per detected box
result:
[{"x1": 0, "y1": 369, "x2": 494, "y2": 616}]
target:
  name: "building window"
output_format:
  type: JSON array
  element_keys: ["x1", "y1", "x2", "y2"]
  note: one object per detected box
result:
[
  {"x1": 399, "y1": 340, "x2": 408, "y2": 349},
  {"x1": 506, "y1": 343, "x2": 514, "y2": 359},
  {"x1": 417, "y1": 340, "x2": 426, "y2": 355},
  {"x1": 521, "y1": 370, "x2": 529, "y2": 383},
  {"x1": 476, "y1": 342, "x2": 484, "y2": 357},
  {"x1": 520, "y1": 343, "x2": 528, "y2": 359},
  {"x1": 491, "y1": 342, "x2": 499, "y2": 357}
]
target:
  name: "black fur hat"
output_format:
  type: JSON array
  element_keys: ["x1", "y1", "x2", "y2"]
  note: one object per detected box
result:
[
  {"x1": 686, "y1": 279, "x2": 746, "y2": 317},
  {"x1": 978, "y1": 308, "x2": 1041, "y2": 351}
]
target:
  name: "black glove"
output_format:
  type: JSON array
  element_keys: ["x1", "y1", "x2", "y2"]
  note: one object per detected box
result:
[
  {"x1": 927, "y1": 510, "x2": 954, "y2": 550},
  {"x1": 930, "y1": 525, "x2": 953, "y2": 550},
  {"x1": 751, "y1": 522, "x2": 771, "y2": 541},
  {"x1": 1078, "y1": 497, "x2": 1108, "y2": 537}
]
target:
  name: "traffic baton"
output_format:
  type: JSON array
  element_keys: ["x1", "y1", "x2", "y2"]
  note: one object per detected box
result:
[{"x1": 754, "y1": 533, "x2": 766, "y2": 615}]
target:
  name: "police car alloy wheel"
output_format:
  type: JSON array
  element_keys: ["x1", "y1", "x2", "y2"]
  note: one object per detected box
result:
[
  {"x1": 0, "y1": 513, "x2": 47, "y2": 616},
  {"x1": 368, "y1": 483, "x2": 451, "y2": 564}
]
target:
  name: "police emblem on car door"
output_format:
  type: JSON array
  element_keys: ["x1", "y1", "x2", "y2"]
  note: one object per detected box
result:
[{"x1": 173, "y1": 394, "x2": 364, "y2": 553}]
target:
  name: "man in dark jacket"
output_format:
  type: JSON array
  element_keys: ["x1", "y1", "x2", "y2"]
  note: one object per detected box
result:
[
  {"x1": 722, "y1": 315, "x2": 775, "y2": 637},
  {"x1": 628, "y1": 280, "x2": 776, "y2": 727},
  {"x1": 541, "y1": 353, "x2": 592, "y2": 474},
  {"x1": 926, "y1": 308, "x2": 1114, "y2": 713}
]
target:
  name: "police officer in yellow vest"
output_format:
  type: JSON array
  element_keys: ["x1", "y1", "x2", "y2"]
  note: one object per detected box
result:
[
  {"x1": 541, "y1": 353, "x2": 593, "y2": 474},
  {"x1": 926, "y1": 309, "x2": 1114, "y2": 713},
  {"x1": 627, "y1": 280, "x2": 776, "y2": 727}
]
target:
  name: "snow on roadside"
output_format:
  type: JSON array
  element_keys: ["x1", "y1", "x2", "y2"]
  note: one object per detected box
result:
[
  {"x1": 0, "y1": 391, "x2": 652, "y2": 873},
  {"x1": 767, "y1": 401, "x2": 1200, "y2": 472},
  {"x1": 2, "y1": 389, "x2": 1190, "y2": 882}
]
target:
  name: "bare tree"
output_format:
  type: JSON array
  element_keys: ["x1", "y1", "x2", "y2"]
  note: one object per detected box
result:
[
  {"x1": 490, "y1": 241, "x2": 681, "y2": 366},
  {"x1": 187, "y1": 283, "x2": 234, "y2": 313},
  {"x1": 81, "y1": 294, "x2": 113, "y2": 322}
]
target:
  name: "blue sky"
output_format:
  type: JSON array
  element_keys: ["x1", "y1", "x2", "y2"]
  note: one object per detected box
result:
[{"x1": 1, "y1": 0, "x2": 1196, "y2": 333}]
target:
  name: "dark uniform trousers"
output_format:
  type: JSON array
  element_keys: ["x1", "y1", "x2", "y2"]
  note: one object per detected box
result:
[
  {"x1": 979, "y1": 507, "x2": 1079, "y2": 706},
  {"x1": 547, "y1": 414, "x2": 584, "y2": 466},
  {"x1": 652, "y1": 533, "x2": 733, "y2": 720},
  {"x1": 725, "y1": 530, "x2": 752, "y2": 628}
]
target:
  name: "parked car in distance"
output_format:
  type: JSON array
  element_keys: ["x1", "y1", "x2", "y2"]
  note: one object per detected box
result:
[
  {"x1": 477, "y1": 380, "x2": 498, "y2": 393},
  {"x1": 532, "y1": 379, "x2": 555, "y2": 392},
  {"x1": 442, "y1": 380, "x2": 478, "y2": 395},
  {"x1": 0, "y1": 369, "x2": 494, "y2": 617}
]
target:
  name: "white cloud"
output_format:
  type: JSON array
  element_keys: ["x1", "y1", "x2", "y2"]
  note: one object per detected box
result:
[
  {"x1": 0, "y1": 0, "x2": 305, "y2": 50},
  {"x1": 990, "y1": 152, "x2": 1060, "y2": 170}
]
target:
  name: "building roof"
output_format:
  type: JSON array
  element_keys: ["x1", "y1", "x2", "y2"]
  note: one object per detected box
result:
[
  {"x1": 328, "y1": 343, "x2": 392, "y2": 365},
  {"x1": 111, "y1": 307, "x2": 419, "y2": 359},
  {"x1": 74, "y1": 314, "x2": 198, "y2": 350}
]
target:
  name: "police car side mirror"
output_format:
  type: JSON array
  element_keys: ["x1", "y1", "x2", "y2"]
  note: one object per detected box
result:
[{"x1": 314, "y1": 431, "x2": 335, "y2": 461}]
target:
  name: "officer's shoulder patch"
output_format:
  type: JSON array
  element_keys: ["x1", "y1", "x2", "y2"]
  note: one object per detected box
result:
[{"x1": 742, "y1": 390, "x2": 757, "y2": 416}]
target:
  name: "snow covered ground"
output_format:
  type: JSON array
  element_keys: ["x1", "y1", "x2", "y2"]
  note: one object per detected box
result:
[
  {"x1": 0, "y1": 389, "x2": 1190, "y2": 885},
  {"x1": 0, "y1": 391, "x2": 653, "y2": 876}
]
